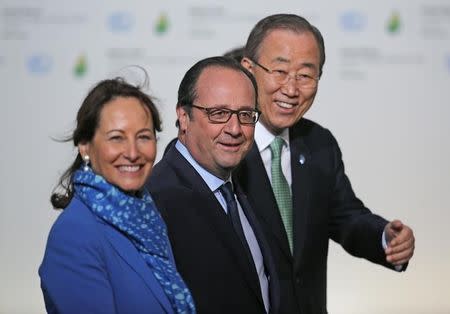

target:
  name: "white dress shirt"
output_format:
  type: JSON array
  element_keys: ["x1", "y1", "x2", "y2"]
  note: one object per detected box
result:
[{"x1": 255, "y1": 122, "x2": 292, "y2": 187}]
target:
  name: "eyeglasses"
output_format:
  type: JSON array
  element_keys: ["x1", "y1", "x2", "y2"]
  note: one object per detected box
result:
[
  {"x1": 251, "y1": 59, "x2": 319, "y2": 88},
  {"x1": 190, "y1": 104, "x2": 260, "y2": 125}
]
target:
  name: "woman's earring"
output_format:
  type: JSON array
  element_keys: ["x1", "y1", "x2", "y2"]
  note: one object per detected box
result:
[{"x1": 83, "y1": 155, "x2": 90, "y2": 171}]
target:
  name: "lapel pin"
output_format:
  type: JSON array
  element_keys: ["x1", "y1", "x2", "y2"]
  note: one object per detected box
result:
[{"x1": 299, "y1": 154, "x2": 306, "y2": 165}]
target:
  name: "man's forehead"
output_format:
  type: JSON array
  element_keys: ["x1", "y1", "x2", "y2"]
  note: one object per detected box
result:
[
  {"x1": 257, "y1": 30, "x2": 319, "y2": 66},
  {"x1": 195, "y1": 67, "x2": 255, "y2": 105},
  {"x1": 258, "y1": 28, "x2": 313, "y2": 53},
  {"x1": 197, "y1": 66, "x2": 251, "y2": 89}
]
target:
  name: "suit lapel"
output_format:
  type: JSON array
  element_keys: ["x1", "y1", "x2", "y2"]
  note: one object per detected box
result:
[
  {"x1": 165, "y1": 147, "x2": 265, "y2": 306},
  {"x1": 238, "y1": 143, "x2": 292, "y2": 259},
  {"x1": 289, "y1": 124, "x2": 312, "y2": 270},
  {"x1": 101, "y1": 223, "x2": 173, "y2": 314}
]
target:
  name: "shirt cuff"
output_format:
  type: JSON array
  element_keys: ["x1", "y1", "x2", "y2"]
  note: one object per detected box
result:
[{"x1": 382, "y1": 230, "x2": 403, "y2": 272}]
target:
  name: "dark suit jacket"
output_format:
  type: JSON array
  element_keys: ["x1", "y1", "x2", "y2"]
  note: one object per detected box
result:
[
  {"x1": 234, "y1": 118, "x2": 402, "y2": 314},
  {"x1": 146, "y1": 145, "x2": 279, "y2": 314},
  {"x1": 39, "y1": 197, "x2": 174, "y2": 314}
]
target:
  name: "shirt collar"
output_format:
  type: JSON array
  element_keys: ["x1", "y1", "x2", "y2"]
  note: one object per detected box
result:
[
  {"x1": 255, "y1": 121, "x2": 290, "y2": 152},
  {"x1": 175, "y1": 140, "x2": 227, "y2": 192}
]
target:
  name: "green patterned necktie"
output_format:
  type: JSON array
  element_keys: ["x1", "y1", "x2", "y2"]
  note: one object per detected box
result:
[{"x1": 270, "y1": 136, "x2": 293, "y2": 252}]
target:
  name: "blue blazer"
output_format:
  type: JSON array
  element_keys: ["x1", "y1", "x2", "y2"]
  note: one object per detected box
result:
[{"x1": 39, "y1": 197, "x2": 174, "y2": 314}]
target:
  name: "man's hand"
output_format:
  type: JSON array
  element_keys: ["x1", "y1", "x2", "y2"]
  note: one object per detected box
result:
[{"x1": 384, "y1": 219, "x2": 415, "y2": 266}]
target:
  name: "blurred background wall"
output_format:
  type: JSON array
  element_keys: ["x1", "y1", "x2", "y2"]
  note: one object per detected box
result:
[{"x1": 1, "y1": 0, "x2": 449, "y2": 313}]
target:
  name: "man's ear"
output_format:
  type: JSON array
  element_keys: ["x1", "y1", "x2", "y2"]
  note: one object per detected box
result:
[
  {"x1": 176, "y1": 106, "x2": 189, "y2": 133},
  {"x1": 241, "y1": 57, "x2": 254, "y2": 73}
]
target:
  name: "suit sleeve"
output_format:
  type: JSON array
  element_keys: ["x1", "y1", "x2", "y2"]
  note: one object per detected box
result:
[
  {"x1": 39, "y1": 216, "x2": 116, "y2": 314},
  {"x1": 326, "y1": 130, "x2": 395, "y2": 269}
]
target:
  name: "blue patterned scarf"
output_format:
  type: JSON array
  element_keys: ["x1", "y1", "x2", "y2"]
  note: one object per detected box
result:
[{"x1": 73, "y1": 168, "x2": 196, "y2": 314}]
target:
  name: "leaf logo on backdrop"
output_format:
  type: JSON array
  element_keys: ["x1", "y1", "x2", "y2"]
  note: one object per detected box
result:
[
  {"x1": 108, "y1": 12, "x2": 134, "y2": 33},
  {"x1": 340, "y1": 11, "x2": 366, "y2": 32},
  {"x1": 74, "y1": 55, "x2": 87, "y2": 78},
  {"x1": 26, "y1": 54, "x2": 52, "y2": 75},
  {"x1": 155, "y1": 13, "x2": 169, "y2": 35},
  {"x1": 387, "y1": 11, "x2": 401, "y2": 34}
]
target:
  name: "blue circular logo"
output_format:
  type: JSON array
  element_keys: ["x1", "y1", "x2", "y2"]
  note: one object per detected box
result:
[
  {"x1": 107, "y1": 12, "x2": 134, "y2": 32},
  {"x1": 26, "y1": 54, "x2": 52, "y2": 75}
]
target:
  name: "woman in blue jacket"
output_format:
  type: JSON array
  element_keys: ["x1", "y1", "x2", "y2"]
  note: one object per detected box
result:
[{"x1": 39, "y1": 77, "x2": 195, "y2": 314}]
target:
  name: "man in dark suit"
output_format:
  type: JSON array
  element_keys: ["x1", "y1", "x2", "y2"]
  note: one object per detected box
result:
[
  {"x1": 147, "y1": 56, "x2": 279, "y2": 314},
  {"x1": 234, "y1": 14, "x2": 416, "y2": 314}
]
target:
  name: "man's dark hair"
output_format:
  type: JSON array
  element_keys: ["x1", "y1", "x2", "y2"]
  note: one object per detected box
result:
[
  {"x1": 176, "y1": 56, "x2": 258, "y2": 125},
  {"x1": 223, "y1": 46, "x2": 245, "y2": 63}
]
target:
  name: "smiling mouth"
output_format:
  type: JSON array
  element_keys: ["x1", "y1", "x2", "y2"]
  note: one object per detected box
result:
[
  {"x1": 275, "y1": 101, "x2": 297, "y2": 109},
  {"x1": 118, "y1": 165, "x2": 141, "y2": 173},
  {"x1": 219, "y1": 142, "x2": 243, "y2": 151}
]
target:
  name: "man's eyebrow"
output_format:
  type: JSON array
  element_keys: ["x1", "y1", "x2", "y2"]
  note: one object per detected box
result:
[
  {"x1": 272, "y1": 56, "x2": 290, "y2": 64},
  {"x1": 272, "y1": 56, "x2": 317, "y2": 70}
]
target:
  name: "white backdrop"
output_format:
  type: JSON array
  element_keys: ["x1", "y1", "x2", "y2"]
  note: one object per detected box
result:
[{"x1": 1, "y1": 0, "x2": 450, "y2": 313}]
